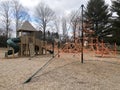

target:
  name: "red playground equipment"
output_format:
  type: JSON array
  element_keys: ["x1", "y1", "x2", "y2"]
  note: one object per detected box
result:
[{"x1": 59, "y1": 21, "x2": 117, "y2": 58}]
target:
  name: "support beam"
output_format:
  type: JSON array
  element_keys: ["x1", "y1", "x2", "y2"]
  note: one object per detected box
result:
[{"x1": 81, "y1": 4, "x2": 84, "y2": 63}]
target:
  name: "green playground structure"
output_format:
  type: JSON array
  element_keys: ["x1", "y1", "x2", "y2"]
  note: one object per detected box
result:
[{"x1": 6, "y1": 38, "x2": 20, "y2": 55}]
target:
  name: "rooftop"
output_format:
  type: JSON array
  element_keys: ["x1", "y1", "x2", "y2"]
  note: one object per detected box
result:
[{"x1": 18, "y1": 21, "x2": 37, "y2": 32}]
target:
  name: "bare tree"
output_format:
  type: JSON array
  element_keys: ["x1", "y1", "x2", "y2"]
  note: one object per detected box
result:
[
  {"x1": 0, "y1": 1, "x2": 12, "y2": 38},
  {"x1": 12, "y1": 0, "x2": 30, "y2": 37},
  {"x1": 54, "y1": 17, "x2": 60, "y2": 34},
  {"x1": 0, "y1": 28, "x2": 4, "y2": 36},
  {"x1": 70, "y1": 10, "x2": 81, "y2": 42},
  {"x1": 35, "y1": 2, "x2": 55, "y2": 41},
  {"x1": 62, "y1": 17, "x2": 67, "y2": 38}
]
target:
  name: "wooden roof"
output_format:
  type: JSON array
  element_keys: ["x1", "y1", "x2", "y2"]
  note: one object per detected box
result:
[{"x1": 18, "y1": 21, "x2": 36, "y2": 32}]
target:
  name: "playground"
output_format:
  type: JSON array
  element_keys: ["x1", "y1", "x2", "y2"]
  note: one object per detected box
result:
[
  {"x1": 0, "y1": 20, "x2": 120, "y2": 90},
  {"x1": 0, "y1": 0, "x2": 120, "y2": 89},
  {"x1": 0, "y1": 48, "x2": 120, "y2": 90}
]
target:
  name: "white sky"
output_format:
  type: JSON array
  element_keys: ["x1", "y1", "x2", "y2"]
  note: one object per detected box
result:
[
  {"x1": 0, "y1": 0, "x2": 112, "y2": 18},
  {"x1": 0, "y1": 0, "x2": 112, "y2": 37},
  {"x1": 19, "y1": 0, "x2": 112, "y2": 16},
  {"x1": 0, "y1": 0, "x2": 112, "y2": 16}
]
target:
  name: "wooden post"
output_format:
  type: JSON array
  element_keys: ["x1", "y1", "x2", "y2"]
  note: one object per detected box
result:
[
  {"x1": 96, "y1": 37, "x2": 98, "y2": 54},
  {"x1": 91, "y1": 37, "x2": 93, "y2": 50},
  {"x1": 21, "y1": 31, "x2": 23, "y2": 56},
  {"x1": 12, "y1": 48, "x2": 15, "y2": 58},
  {"x1": 29, "y1": 43, "x2": 35, "y2": 57},
  {"x1": 52, "y1": 41, "x2": 54, "y2": 58},
  {"x1": 58, "y1": 41, "x2": 60, "y2": 57},
  {"x1": 45, "y1": 41, "x2": 47, "y2": 55},
  {"x1": 101, "y1": 39, "x2": 104, "y2": 57},
  {"x1": 114, "y1": 42, "x2": 117, "y2": 57}
]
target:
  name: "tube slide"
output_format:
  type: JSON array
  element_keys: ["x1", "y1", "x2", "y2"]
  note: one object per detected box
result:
[{"x1": 6, "y1": 38, "x2": 20, "y2": 55}]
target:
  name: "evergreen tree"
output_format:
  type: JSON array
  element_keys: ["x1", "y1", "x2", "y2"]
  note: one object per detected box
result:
[
  {"x1": 85, "y1": 0, "x2": 112, "y2": 40},
  {"x1": 111, "y1": 0, "x2": 120, "y2": 45}
]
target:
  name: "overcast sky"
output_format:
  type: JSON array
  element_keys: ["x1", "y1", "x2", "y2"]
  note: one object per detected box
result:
[
  {"x1": 19, "y1": 0, "x2": 112, "y2": 16},
  {"x1": 0, "y1": 0, "x2": 112, "y2": 37},
  {"x1": 19, "y1": 0, "x2": 111, "y2": 35}
]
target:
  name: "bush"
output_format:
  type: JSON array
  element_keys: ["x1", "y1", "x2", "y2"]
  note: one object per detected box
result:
[{"x1": 0, "y1": 36, "x2": 7, "y2": 47}]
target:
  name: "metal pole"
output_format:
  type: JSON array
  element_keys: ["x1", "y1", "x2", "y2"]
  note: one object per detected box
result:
[
  {"x1": 81, "y1": 4, "x2": 84, "y2": 63},
  {"x1": 24, "y1": 53, "x2": 58, "y2": 84}
]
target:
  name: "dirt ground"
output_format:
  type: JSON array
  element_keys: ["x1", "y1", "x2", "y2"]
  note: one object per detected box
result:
[{"x1": 0, "y1": 48, "x2": 120, "y2": 90}]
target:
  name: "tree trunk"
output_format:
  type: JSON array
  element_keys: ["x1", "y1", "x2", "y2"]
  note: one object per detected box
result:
[{"x1": 43, "y1": 22, "x2": 46, "y2": 41}]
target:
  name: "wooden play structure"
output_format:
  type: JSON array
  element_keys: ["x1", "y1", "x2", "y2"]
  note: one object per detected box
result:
[
  {"x1": 18, "y1": 21, "x2": 52, "y2": 57},
  {"x1": 6, "y1": 21, "x2": 53, "y2": 58}
]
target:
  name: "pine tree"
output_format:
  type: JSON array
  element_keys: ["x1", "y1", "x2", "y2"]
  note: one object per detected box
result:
[
  {"x1": 85, "y1": 0, "x2": 112, "y2": 40},
  {"x1": 111, "y1": 0, "x2": 120, "y2": 45}
]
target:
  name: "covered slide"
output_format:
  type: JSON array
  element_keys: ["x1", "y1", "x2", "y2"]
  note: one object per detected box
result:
[{"x1": 6, "y1": 38, "x2": 20, "y2": 55}]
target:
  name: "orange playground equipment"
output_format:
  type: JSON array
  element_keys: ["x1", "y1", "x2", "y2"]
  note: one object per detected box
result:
[
  {"x1": 59, "y1": 22, "x2": 117, "y2": 57},
  {"x1": 61, "y1": 38, "x2": 81, "y2": 53},
  {"x1": 95, "y1": 39, "x2": 117, "y2": 57}
]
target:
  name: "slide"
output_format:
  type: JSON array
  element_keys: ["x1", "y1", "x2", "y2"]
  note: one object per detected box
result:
[
  {"x1": 6, "y1": 38, "x2": 20, "y2": 55},
  {"x1": 46, "y1": 49, "x2": 54, "y2": 54}
]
